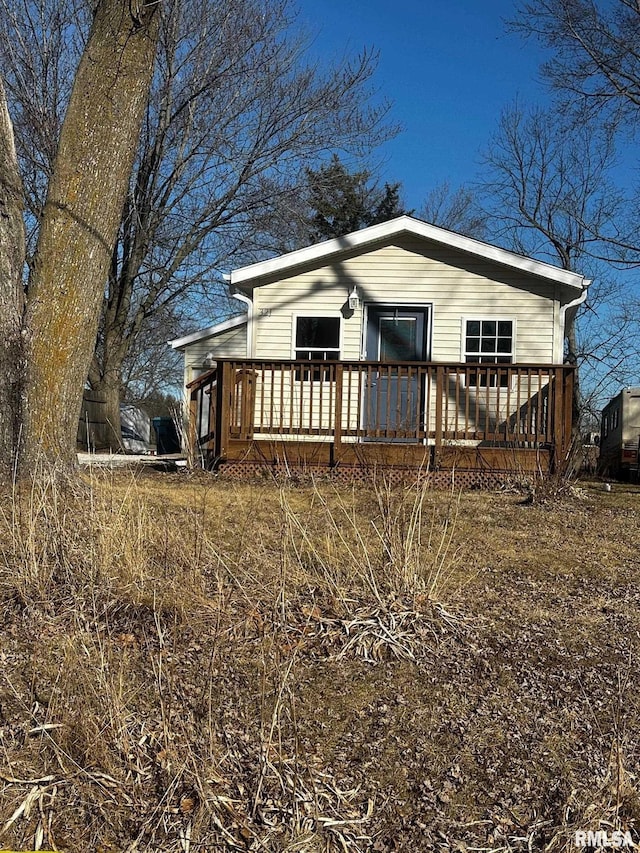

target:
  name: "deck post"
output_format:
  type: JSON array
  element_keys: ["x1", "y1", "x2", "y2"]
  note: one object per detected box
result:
[
  {"x1": 215, "y1": 361, "x2": 231, "y2": 462},
  {"x1": 188, "y1": 387, "x2": 199, "y2": 468},
  {"x1": 434, "y1": 365, "x2": 444, "y2": 467},
  {"x1": 333, "y1": 363, "x2": 343, "y2": 467},
  {"x1": 562, "y1": 366, "x2": 575, "y2": 463},
  {"x1": 552, "y1": 367, "x2": 567, "y2": 472}
]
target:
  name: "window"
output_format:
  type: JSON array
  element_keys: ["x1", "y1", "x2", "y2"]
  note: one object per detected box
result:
[
  {"x1": 612, "y1": 408, "x2": 619, "y2": 430},
  {"x1": 378, "y1": 316, "x2": 419, "y2": 361},
  {"x1": 295, "y1": 316, "x2": 340, "y2": 379},
  {"x1": 464, "y1": 319, "x2": 513, "y2": 387}
]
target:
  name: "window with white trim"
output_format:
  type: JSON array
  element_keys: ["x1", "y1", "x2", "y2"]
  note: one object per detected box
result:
[
  {"x1": 464, "y1": 319, "x2": 513, "y2": 387},
  {"x1": 295, "y1": 316, "x2": 340, "y2": 380}
]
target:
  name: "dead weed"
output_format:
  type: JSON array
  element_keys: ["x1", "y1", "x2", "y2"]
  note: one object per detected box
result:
[{"x1": 0, "y1": 471, "x2": 639, "y2": 850}]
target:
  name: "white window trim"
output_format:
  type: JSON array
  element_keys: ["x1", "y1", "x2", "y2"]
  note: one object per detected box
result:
[
  {"x1": 291, "y1": 313, "x2": 343, "y2": 362},
  {"x1": 460, "y1": 316, "x2": 516, "y2": 388}
]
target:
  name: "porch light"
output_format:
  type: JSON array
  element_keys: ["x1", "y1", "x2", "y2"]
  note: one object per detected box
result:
[{"x1": 348, "y1": 285, "x2": 360, "y2": 310}]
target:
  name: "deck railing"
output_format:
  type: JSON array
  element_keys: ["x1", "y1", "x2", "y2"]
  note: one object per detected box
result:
[{"x1": 187, "y1": 359, "x2": 574, "y2": 469}]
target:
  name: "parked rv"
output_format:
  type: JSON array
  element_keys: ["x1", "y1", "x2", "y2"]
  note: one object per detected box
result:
[{"x1": 599, "y1": 388, "x2": 640, "y2": 481}]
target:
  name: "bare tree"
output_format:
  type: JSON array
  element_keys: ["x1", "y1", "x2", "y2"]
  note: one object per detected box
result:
[
  {"x1": 0, "y1": 74, "x2": 25, "y2": 471},
  {"x1": 511, "y1": 0, "x2": 640, "y2": 269},
  {"x1": 0, "y1": 0, "x2": 160, "y2": 476},
  {"x1": 119, "y1": 304, "x2": 186, "y2": 402},
  {"x1": 419, "y1": 181, "x2": 487, "y2": 238},
  {"x1": 481, "y1": 103, "x2": 624, "y2": 263},
  {"x1": 479, "y1": 102, "x2": 635, "y2": 422},
  {"x1": 0, "y1": 0, "x2": 396, "y2": 449},
  {"x1": 512, "y1": 0, "x2": 640, "y2": 128},
  {"x1": 0, "y1": 0, "x2": 88, "y2": 253}
]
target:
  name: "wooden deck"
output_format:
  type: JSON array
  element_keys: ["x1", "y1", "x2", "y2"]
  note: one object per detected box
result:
[{"x1": 187, "y1": 360, "x2": 574, "y2": 477}]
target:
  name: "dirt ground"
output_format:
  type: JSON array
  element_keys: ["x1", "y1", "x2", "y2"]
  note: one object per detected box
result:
[{"x1": 0, "y1": 472, "x2": 639, "y2": 851}]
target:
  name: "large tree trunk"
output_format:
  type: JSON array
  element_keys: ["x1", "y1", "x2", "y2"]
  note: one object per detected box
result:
[
  {"x1": 20, "y1": 0, "x2": 160, "y2": 474},
  {"x1": 0, "y1": 77, "x2": 26, "y2": 479},
  {"x1": 91, "y1": 264, "x2": 135, "y2": 452}
]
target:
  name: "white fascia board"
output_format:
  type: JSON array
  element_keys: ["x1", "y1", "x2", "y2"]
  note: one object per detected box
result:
[
  {"x1": 229, "y1": 215, "x2": 587, "y2": 291},
  {"x1": 168, "y1": 314, "x2": 247, "y2": 350}
]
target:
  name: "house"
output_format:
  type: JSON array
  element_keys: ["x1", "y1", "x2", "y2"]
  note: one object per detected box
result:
[
  {"x1": 599, "y1": 388, "x2": 640, "y2": 481},
  {"x1": 170, "y1": 216, "x2": 589, "y2": 482}
]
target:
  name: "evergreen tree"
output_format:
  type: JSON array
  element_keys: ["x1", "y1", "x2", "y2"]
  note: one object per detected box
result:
[{"x1": 304, "y1": 155, "x2": 408, "y2": 243}]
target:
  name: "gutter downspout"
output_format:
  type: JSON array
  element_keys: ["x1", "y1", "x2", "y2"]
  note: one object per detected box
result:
[
  {"x1": 558, "y1": 278, "x2": 590, "y2": 363},
  {"x1": 225, "y1": 276, "x2": 254, "y2": 358}
]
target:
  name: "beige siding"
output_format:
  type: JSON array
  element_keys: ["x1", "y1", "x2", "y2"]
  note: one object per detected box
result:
[
  {"x1": 251, "y1": 237, "x2": 560, "y2": 364},
  {"x1": 183, "y1": 324, "x2": 247, "y2": 387}
]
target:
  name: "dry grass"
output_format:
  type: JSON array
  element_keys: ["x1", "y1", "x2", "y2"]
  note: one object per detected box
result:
[{"x1": 0, "y1": 468, "x2": 639, "y2": 851}]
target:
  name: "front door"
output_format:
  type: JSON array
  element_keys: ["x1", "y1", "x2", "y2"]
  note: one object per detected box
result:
[{"x1": 364, "y1": 306, "x2": 430, "y2": 438}]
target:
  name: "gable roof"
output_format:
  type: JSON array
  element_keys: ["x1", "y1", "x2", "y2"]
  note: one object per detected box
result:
[
  {"x1": 169, "y1": 314, "x2": 247, "y2": 350},
  {"x1": 230, "y1": 215, "x2": 589, "y2": 291}
]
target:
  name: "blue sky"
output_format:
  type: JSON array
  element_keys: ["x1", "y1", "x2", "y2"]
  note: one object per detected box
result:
[{"x1": 297, "y1": 0, "x2": 551, "y2": 210}]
